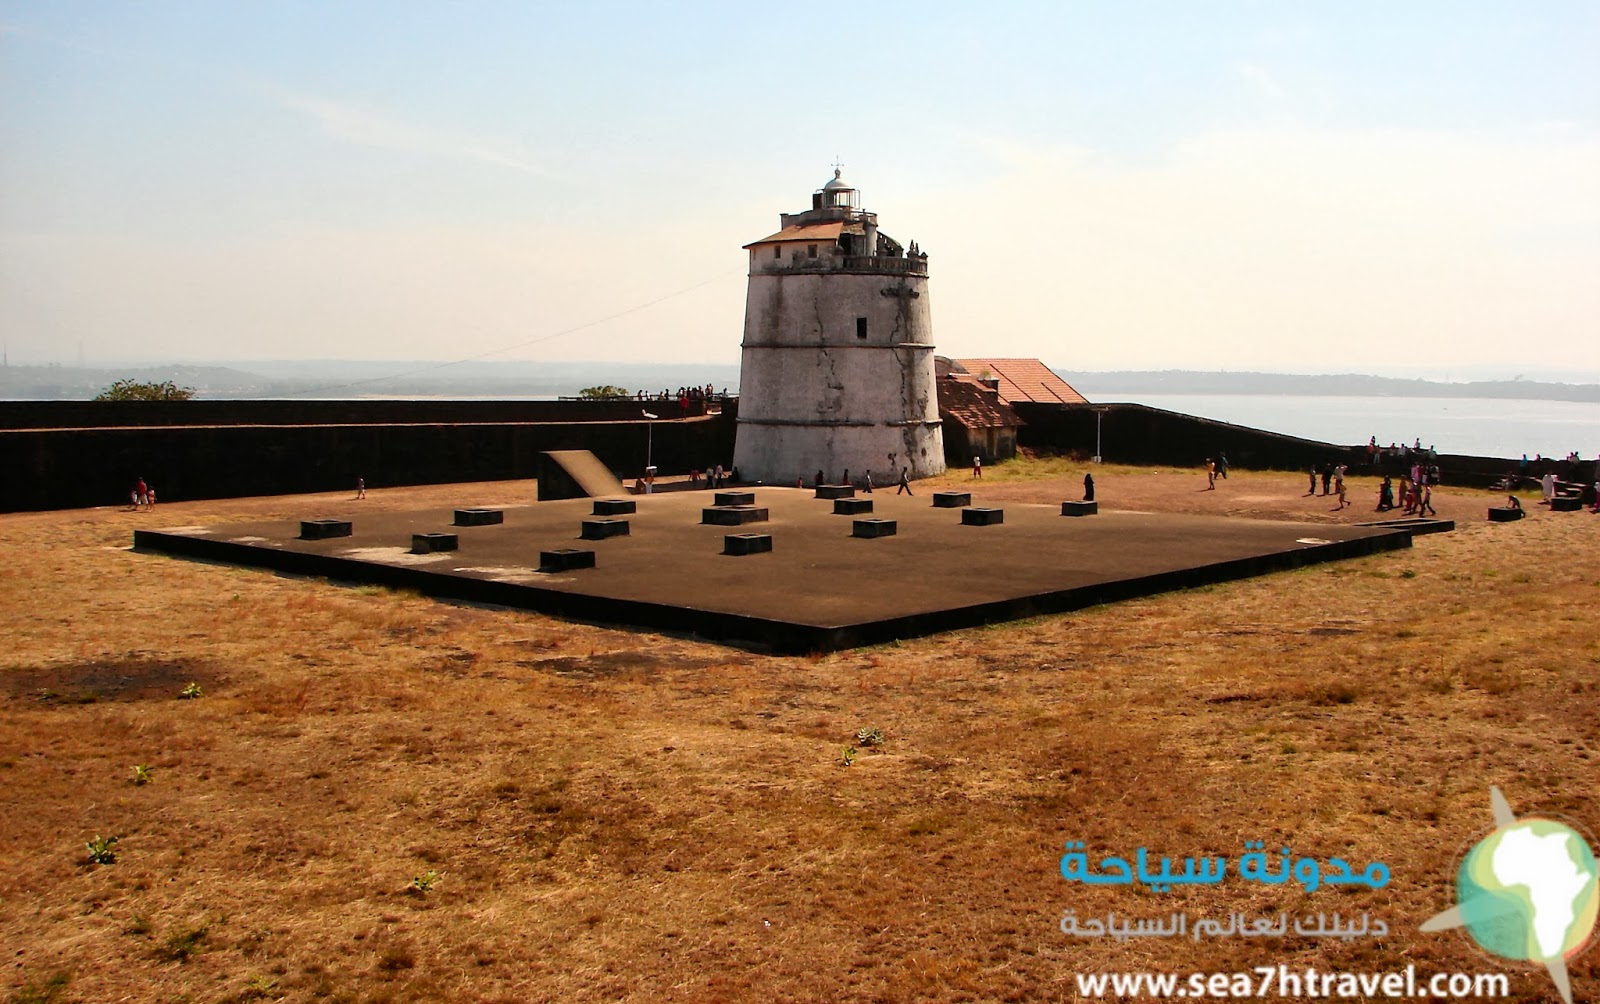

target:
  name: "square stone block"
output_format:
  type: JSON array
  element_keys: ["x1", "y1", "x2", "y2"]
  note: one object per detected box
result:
[
  {"x1": 702, "y1": 506, "x2": 769, "y2": 526},
  {"x1": 723, "y1": 533, "x2": 773, "y2": 556},
  {"x1": 962, "y1": 507, "x2": 1005, "y2": 526},
  {"x1": 453, "y1": 508, "x2": 504, "y2": 526},
  {"x1": 932, "y1": 491, "x2": 971, "y2": 508},
  {"x1": 1551, "y1": 496, "x2": 1582, "y2": 512},
  {"x1": 852, "y1": 518, "x2": 898, "y2": 538},
  {"x1": 581, "y1": 518, "x2": 631, "y2": 539},
  {"x1": 1487, "y1": 507, "x2": 1524, "y2": 522},
  {"x1": 538, "y1": 548, "x2": 595, "y2": 572},
  {"x1": 714, "y1": 491, "x2": 755, "y2": 507},
  {"x1": 411, "y1": 532, "x2": 459, "y2": 553},
  {"x1": 834, "y1": 498, "x2": 874, "y2": 515},
  {"x1": 592, "y1": 498, "x2": 637, "y2": 516},
  {"x1": 814, "y1": 485, "x2": 855, "y2": 500},
  {"x1": 1061, "y1": 500, "x2": 1099, "y2": 517},
  {"x1": 300, "y1": 519, "x2": 352, "y2": 540}
]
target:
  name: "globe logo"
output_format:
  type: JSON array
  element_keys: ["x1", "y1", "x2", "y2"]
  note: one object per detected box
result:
[{"x1": 1423, "y1": 787, "x2": 1599, "y2": 1004}]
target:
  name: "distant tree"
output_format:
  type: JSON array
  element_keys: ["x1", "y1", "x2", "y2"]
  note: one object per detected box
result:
[
  {"x1": 93, "y1": 379, "x2": 197, "y2": 401},
  {"x1": 578, "y1": 385, "x2": 630, "y2": 399}
]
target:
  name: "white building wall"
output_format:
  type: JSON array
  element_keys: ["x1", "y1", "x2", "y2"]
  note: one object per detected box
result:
[{"x1": 733, "y1": 268, "x2": 945, "y2": 483}]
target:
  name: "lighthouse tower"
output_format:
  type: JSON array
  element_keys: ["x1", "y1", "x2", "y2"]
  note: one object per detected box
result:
[{"x1": 732, "y1": 170, "x2": 945, "y2": 485}]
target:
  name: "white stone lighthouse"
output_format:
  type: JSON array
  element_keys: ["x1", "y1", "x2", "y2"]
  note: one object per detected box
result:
[{"x1": 732, "y1": 169, "x2": 945, "y2": 485}]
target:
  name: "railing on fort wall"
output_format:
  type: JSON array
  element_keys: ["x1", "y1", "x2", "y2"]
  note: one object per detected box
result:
[{"x1": 842, "y1": 255, "x2": 928, "y2": 274}]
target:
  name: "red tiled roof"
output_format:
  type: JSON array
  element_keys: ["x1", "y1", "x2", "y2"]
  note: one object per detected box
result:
[
  {"x1": 937, "y1": 376, "x2": 1024, "y2": 431},
  {"x1": 743, "y1": 222, "x2": 845, "y2": 248},
  {"x1": 952, "y1": 358, "x2": 1088, "y2": 405}
]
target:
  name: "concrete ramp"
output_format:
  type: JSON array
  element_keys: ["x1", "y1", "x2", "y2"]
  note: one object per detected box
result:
[{"x1": 537, "y1": 450, "x2": 626, "y2": 501}]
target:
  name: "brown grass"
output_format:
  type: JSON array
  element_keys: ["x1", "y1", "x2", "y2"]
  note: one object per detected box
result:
[{"x1": 0, "y1": 468, "x2": 1594, "y2": 1002}]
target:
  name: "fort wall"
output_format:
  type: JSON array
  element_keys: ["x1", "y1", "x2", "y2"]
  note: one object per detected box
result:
[{"x1": 0, "y1": 400, "x2": 737, "y2": 512}]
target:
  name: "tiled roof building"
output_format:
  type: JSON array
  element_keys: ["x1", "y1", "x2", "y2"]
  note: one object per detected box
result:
[{"x1": 950, "y1": 358, "x2": 1088, "y2": 405}]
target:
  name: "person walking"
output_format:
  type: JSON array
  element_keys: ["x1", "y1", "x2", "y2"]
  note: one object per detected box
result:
[
  {"x1": 863, "y1": 470, "x2": 874, "y2": 494},
  {"x1": 1307, "y1": 466, "x2": 1317, "y2": 495},
  {"x1": 1217, "y1": 453, "x2": 1229, "y2": 479},
  {"x1": 1205, "y1": 459, "x2": 1216, "y2": 490},
  {"x1": 1417, "y1": 481, "x2": 1437, "y2": 517},
  {"x1": 1320, "y1": 465, "x2": 1332, "y2": 496},
  {"x1": 896, "y1": 467, "x2": 912, "y2": 495},
  {"x1": 972, "y1": 456, "x2": 982, "y2": 479},
  {"x1": 356, "y1": 476, "x2": 366, "y2": 500}
]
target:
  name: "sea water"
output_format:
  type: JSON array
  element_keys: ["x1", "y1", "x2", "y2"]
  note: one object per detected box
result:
[{"x1": 1080, "y1": 393, "x2": 1600, "y2": 462}]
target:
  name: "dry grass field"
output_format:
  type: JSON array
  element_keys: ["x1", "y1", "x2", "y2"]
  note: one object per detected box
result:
[{"x1": 2, "y1": 462, "x2": 1595, "y2": 1003}]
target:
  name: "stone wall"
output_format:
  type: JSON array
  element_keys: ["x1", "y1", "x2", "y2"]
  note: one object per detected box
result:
[{"x1": 0, "y1": 402, "x2": 737, "y2": 513}]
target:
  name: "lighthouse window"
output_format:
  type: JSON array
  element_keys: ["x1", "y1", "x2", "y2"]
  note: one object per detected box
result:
[
  {"x1": 807, "y1": 244, "x2": 818, "y2": 258},
  {"x1": 856, "y1": 317, "x2": 868, "y2": 339}
]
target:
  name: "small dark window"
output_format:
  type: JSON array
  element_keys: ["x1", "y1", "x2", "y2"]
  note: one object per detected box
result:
[
  {"x1": 773, "y1": 245, "x2": 781, "y2": 260},
  {"x1": 807, "y1": 244, "x2": 817, "y2": 258},
  {"x1": 856, "y1": 317, "x2": 868, "y2": 339}
]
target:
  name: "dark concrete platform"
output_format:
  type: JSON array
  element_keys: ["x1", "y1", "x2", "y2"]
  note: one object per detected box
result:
[
  {"x1": 702, "y1": 506, "x2": 768, "y2": 526},
  {"x1": 1551, "y1": 497, "x2": 1583, "y2": 512},
  {"x1": 962, "y1": 507, "x2": 1005, "y2": 526},
  {"x1": 1357, "y1": 517, "x2": 1455, "y2": 536},
  {"x1": 539, "y1": 548, "x2": 595, "y2": 572},
  {"x1": 592, "y1": 499, "x2": 636, "y2": 516},
  {"x1": 454, "y1": 508, "x2": 504, "y2": 527},
  {"x1": 1061, "y1": 501, "x2": 1098, "y2": 517},
  {"x1": 136, "y1": 490, "x2": 1422, "y2": 654},
  {"x1": 411, "y1": 532, "x2": 458, "y2": 553},
  {"x1": 932, "y1": 491, "x2": 971, "y2": 508},
  {"x1": 1488, "y1": 507, "x2": 1524, "y2": 522},
  {"x1": 834, "y1": 498, "x2": 874, "y2": 515},
  {"x1": 300, "y1": 519, "x2": 351, "y2": 540},
  {"x1": 815, "y1": 485, "x2": 855, "y2": 500},
  {"x1": 580, "y1": 518, "x2": 630, "y2": 540},
  {"x1": 723, "y1": 533, "x2": 773, "y2": 556},
  {"x1": 852, "y1": 518, "x2": 897, "y2": 539},
  {"x1": 714, "y1": 491, "x2": 755, "y2": 507}
]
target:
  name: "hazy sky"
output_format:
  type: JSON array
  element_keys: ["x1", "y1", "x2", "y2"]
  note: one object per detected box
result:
[{"x1": 3, "y1": 2, "x2": 1597, "y2": 379}]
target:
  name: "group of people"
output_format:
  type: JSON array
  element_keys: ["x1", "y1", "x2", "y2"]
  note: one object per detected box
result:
[
  {"x1": 1375, "y1": 474, "x2": 1436, "y2": 516},
  {"x1": 1366, "y1": 437, "x2": 1437, "y2": 463},
  {"x1": 635, "y1": 385, "x2": 725, "y2": 405},
  {"x1": 128, "y1": 478, "x2": 157, "y2": 510},
  {"x1": 689, "y1": 465, "x2": 735, "y2": 489},
  {"x1": 801, "y1": 468, "x2": 914, "y2": 494}
]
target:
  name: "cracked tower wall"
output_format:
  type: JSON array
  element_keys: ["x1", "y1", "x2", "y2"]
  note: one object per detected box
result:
[{"x1": 732, "y1": 171, "x2": 945, "y2": 484}]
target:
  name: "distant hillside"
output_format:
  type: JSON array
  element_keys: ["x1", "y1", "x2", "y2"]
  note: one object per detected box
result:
[
  {"x1": 0, "y1": 361, "x2": 742, "y2": 401},
  {"x1": 6, "y1": 362, "x2": 1595, "y2": 404},
  {"x1": 1053, "y1": 370, "x2": 1600, "y2": 403},
  {"x1": 0, "y1": 365, "x2": 266, "y2": 401}
]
